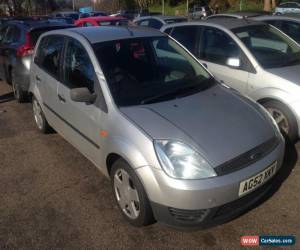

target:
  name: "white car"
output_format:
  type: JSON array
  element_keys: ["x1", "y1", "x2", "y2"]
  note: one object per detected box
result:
[{"x1": 275, "y1": 2, "x2": 300, "y2": 15}]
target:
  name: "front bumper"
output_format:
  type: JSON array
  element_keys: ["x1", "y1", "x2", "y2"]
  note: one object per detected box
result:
[
  {"x1": 136, "y1": 138, "x2": 285, "y2": 228},
  {"x1": 151, "y1": 173, "x2": 279, "y2": 229}
]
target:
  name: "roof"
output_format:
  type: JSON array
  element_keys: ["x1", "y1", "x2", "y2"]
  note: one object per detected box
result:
[
  {"x1": 77, "y1": 16, "x2": 126, "y2": 22},
  {"x1": 48, "y1": 26, "x2": 166, "y2": 44},
  {"x1": 7, "y1": 19, "x2": 74, "y2": 29},
  {"x1": 201, "y1": 18, "x2": 266, "y2": 30},
  {"x1": 253, "y1": 14, "x2": 300, "y2": 22},
  {"x1": 135, "y1": 15, "x2": 186, "y2": 22},
  {"x1": 208, "y1": 12, "x2": 268, "y2": 19}
]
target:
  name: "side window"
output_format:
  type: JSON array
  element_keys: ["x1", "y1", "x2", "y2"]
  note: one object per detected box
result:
[
  {"x1": 200, "y1": 27, "x2": 242, "y2": 65},
  {"x1": 170, "y1": 26, "x2": 200, "y2": 54},
  {"x1": 149, "y1": 19, "x2": 163, "y2": 29},
  {"x1": 280, "y1": 21, "x2": 300, "y2": 43},
  {"x1": 3, "y1": 26, "x2": 20, "y2": 43},
  {"x1": 138, "y1": 19, "x2": 150, "y2": 27},
  {"x1": 37, "y1": 36, "x2": 64, "y2": 79},
  {"x1": 0, "y1": 26, "x2": 8, "y2": 43},
  {"x1": 163, "y1": 27, "x2": 173, "y2": 34},
  {"x1": 63, "y1": 39, "x2": 95, "y2": 92}
]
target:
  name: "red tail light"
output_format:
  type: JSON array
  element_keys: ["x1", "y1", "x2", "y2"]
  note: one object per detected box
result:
[{"x1": 16, "y1": 32, "x2": 34, "y2": 57}]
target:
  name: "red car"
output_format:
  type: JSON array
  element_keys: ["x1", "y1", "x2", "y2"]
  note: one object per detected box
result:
[{"x1": 75, "y1": 16, "x2": 128, "y2": 27}]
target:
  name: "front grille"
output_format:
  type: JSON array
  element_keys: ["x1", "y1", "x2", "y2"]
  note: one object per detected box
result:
[
  {"x1": 214, "y1": 136, "x2": 279, "y2": 176},
  {"x1": 168, "y1": 207, "x2": 210, "y2": 223}
]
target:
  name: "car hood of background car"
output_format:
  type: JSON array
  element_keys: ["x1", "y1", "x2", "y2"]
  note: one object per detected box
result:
[
  {"x1": 120, "y1": 85, "x2": 275, "y2": 168},
  {"x1": 267, "y1": 64, "x2": 300, "y2": 85}
]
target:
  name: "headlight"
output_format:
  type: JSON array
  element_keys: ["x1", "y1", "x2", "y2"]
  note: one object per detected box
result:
[{"x1": 154, "y1": 140, "x2": 217, "y2": 180}]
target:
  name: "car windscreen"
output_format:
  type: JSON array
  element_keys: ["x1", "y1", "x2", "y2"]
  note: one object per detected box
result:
[
  {"x1": 93, "y1": 37, "x2": 214, "y2": 107},
  {"x1": 165, "y1": 18, "x2": 188, "y2": 24},
  {"x1": 233, "y1": 24, "x2": 300, "y2": 68},
  {"x1": 98, "y1": 20, "x2": 128, "y2": 26}
]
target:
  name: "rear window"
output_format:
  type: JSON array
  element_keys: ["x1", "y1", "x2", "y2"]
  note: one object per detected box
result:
[{"x1": 30, "y1": 26, "x2": 71, "y2": 46}]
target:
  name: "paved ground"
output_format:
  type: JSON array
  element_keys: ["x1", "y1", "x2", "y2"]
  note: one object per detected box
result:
[{"x1": 0, "y1": 81, "x2": 299, "y2": 250}]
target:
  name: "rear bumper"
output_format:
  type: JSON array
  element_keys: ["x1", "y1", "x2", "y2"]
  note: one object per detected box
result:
[{"x1": 13, "y1": 56, "x2": 31, "y2": 91}]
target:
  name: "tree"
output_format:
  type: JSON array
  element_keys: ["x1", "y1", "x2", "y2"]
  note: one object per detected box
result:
[{"x1": 264, "y1": 0, "x2": 271, "y2": 11}]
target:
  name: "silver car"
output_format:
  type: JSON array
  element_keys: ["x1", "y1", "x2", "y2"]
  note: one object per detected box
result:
[
  {"x1": 275, "y1": 2, "x2": 300, "y2": 15},
  {"x1": 133, "y1": 15, "x2": 187, "y2": 30},
  {"x1": 162, "y1": 19, "x2": 300, "y2": 141},
  {"x1": 29, "y1": 26, "x2": 284, "y2": 228}
]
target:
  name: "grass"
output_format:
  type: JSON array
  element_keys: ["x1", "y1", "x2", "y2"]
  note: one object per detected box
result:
[{"x1": 149, "y1": 1, "x2": 264, "y2": 16}]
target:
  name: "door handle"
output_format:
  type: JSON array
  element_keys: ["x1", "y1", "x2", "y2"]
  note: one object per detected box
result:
[
  {"x1": 202, "y1": 62, "x2": 208, "y2": 68},
  {"x1": 58, "y1": 94, "x2": 66, "y2": 103},
  {"x1": 36, "y1": 75, "x2": 41, "y2": 82}
]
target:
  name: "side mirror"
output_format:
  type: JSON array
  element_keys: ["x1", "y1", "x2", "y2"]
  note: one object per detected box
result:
[
  {"x1": 70, "y1": 87, "x2": 97, "y2": 103},
  {"x1": 226, "y1": 58, "x2": 241, "y2": 68}
]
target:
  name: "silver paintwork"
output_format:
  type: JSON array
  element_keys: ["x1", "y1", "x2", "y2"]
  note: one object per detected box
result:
[
  {"x1": 29, "y1": 27, "x2": 284, "y2": 216},
  {"x1": 161, "y1": 19, "x2": 300, "y2": 137}
]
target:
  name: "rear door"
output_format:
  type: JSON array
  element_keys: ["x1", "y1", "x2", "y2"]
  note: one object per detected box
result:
[
  {"x1": 198, "y1": 26, "x2": 251, "y2": 93},
  {"x1": 32, "y1": 35, "x2": 65, "y2": 127},
  {"x1": 58, "y1": 37, "x2": 104, "y2": 164}
]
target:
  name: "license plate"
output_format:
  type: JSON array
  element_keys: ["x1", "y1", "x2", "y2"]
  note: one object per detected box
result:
[{"x1": 238, "y1": 162, "x2": 277, "y2": 197}]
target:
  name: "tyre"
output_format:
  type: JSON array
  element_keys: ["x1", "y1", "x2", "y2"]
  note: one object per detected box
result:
[
  {"x1": 111, "y1": 159, "x2": 155, "y2": 227},
  {"x1": 12, "y1": 72, "x2": 27, "y2": 103},
  {"x1": 32, "y1": 97, "x2": 51, "y2": 134},
  {"x1": 262, "y1": 100, "x2": 298, "y2": 142}
]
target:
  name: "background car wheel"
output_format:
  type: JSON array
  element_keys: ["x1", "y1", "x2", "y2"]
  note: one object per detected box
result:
[
  {"x1": 32, "y1": 97, "x2": 51, "y2": 134},
  {"x1": 262, "y1": 100, "x2": 298, "y2": 142},
  {"x1": 111, "y1": 159, "x2": 155, "y2": 227},
  {"x1": 12, "y1": 72, "x2": 27, "y2": 103}
]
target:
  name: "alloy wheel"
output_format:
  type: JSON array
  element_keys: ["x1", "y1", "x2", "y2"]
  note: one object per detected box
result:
[
  {"x1": 113, "y1": 169, "x2": 140, "y2": 219},
  {"x1": 266, "y1": 107, "x2": 289, "y2": 134},
  {"x1": 33, "y1": 99, "x2": 44, "y2": 130}
]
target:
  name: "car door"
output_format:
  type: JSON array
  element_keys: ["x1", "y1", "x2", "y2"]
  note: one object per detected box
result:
[
  {"x1": 58, "y1": 37, "x2": 105, "y2": 165},
  {"x1": 198, "y1": 26, "x2": 251, "y2": 93},
  {"x1": 32, "y1": 35, "x2": 65, "y2": 128}
]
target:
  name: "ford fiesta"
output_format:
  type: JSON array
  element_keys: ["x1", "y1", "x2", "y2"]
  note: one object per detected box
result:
[{"x1": 29, "y1": 26, "x2": 285, "y2": 228}]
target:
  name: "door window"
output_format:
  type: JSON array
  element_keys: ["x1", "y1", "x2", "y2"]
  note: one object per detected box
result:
[
  {"x1": 63, "y1": 38, "x2": 95, "y2": 92},
  {"x1": 36, "y1": 35, "x2": 64, "y2": 79},
  {"x1": 138, "y1": 19, "x2": 150, "y2": 27},
  {"x1": 3, "y1": 26, "x2": 20, "y2": 43},
  {"x1": 200, "y1": 27, "x2": 241, "y2": 65},
  {"x1": 170, "y1": 26, "x2": 200, "y2": 54},
  {"x1": 149, "y1": 19, "x2": 163, "y2": 29}
]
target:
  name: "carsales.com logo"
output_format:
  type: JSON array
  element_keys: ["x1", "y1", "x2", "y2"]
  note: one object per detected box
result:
[{"x1": 241, "y1": 235, "x2": 296, "y2": 247}]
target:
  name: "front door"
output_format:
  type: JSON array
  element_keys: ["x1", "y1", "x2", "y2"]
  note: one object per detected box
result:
[
  {"x1": 198, "y1": 26, "x2": 250, "y2": 94},
  {"x1": 58, "y1": 37, "x2": 104, "y2": 165}
]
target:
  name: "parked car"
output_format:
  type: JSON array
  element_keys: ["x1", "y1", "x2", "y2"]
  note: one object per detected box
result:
[
  {"x1": 0, "y1": 20, "x2": 73, "y2": 102},
  {"x1": 110, "y1": 10, "x2": 142, "y2": 20},
  {"x1": 252, "y1": 15, "x2": 300, "y2": 44},
  {"x1": 207, "y1": 13, "x2": 300, "y2": 45},
  {"x1": 134, "y1": 16, "x2": 187, "y2": 29},
  {"x1": 51, "y1": 11, "x2": 79, "y2": 21},
  {"x1": 48, "y1": 17, "x2": 74, "y2": 25},
  {"x1": 189, "y1": 5, "x2": 212, "y2": 19},
  {"x1": 75, "y1": 16, "x2": 128, "y2": 27},
  {"x1": 29, "y1": 26, "x2": 284, "y2": 228},
  {"x1": 275, "y1": 1, "x2": 300, "y2": 15},
  {"x1": 162, "y1": 19, "x2": 300, "y2": 141}
]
